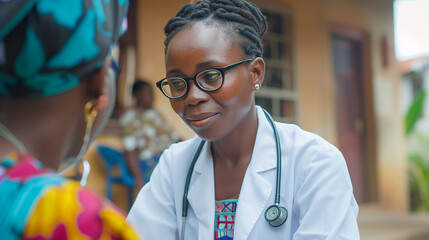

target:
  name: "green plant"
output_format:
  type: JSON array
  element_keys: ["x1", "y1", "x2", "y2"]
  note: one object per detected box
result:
[
  {"x1": 405, "y1": 90, "x2": 426, "y2": 135},
  {"x1": 406, "y1": 90, "x2": 429, "y2": 211}
]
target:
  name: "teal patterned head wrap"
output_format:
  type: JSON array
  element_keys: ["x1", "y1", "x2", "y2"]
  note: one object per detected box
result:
[{"x1": 0, "y1": 0, "x2": 128, "y2": 97}]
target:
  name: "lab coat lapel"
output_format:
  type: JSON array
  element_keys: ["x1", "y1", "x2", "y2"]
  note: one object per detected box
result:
[
  {"x1": 234, "y1": 107, "x2": 277, "y2": 240},
  {"x1": 187, "y1": 142, "x2": 215, "y2": 239}
]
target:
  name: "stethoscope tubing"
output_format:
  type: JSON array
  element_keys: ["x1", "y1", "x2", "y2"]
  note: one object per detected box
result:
[
  {"x1": 180, "y1": 108, "x2": 283, "y2": 239},
  {"x1": 261, "y1": 108, "x2": 282, "y2": 205},
  {"x1": 181, "y1": 140, "x2": 206, "y2": 240},
  {"x1": 182, "y1": 140, "x2": 206, "y2": 218}
]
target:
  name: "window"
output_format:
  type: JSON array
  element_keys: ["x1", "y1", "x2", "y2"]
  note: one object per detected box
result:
[{"x1": 253, "y1": 1, "x2": 297, "y2": 123}]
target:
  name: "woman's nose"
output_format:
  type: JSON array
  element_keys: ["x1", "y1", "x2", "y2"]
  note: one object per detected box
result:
[{"x1": 184, "y1": 81, "x2": 208, "y2": 105}]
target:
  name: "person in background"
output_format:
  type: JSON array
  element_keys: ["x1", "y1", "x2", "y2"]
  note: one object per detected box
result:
[
  {"x1": 0, "y1": 1, "x2": 141, "y2": 239},
  {"x1": 127, "y1": 0, "x2": 359, "y2": 239},
  {"x1": 120, "y1": 79, "x2": 180, "y2": 189}
]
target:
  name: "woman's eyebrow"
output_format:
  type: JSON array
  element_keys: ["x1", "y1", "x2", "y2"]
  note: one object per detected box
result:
[
  {"x1": 196, "y1": 61, "x2": 215, "y2": 69},
  {"x1": 166, "y1": 68, "x2": 183, "y2": 75},
  {"x1": 166, "y1": 61, "x2": 216, "y2": 76}
]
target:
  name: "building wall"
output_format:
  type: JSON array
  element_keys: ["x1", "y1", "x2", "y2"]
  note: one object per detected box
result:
[
  {"x1": 251, "y1": 0, "x2": 406, "y2": 211},
  {"x1": 321, "y1": 0, "x2": 407, "y2": 212},
  {"x1": 127, "y1": 0, "x2": 407, "y2": 211},
  {"x1": 136, "y1": 0, "x2": 195, "y2": 139},
  {"x1": 358, "y1": 0, "x2": 409, "y2": 212}
]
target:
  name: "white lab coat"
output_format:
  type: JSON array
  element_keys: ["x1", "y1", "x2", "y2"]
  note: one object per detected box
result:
[{"x1": 127, "y1": 106, "x2": 360, "y2": 240}]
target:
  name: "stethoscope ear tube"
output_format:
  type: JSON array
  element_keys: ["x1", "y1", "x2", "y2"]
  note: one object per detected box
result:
[
  {"x1": 261, "y1": 109, "x2": 288, "y2": 227},
  {"x1": 261, "y1": 108, "x2": 282, "y2": 205},
  {"x1": 181, "y1": 140, "x2": 206, "y2": 240}
]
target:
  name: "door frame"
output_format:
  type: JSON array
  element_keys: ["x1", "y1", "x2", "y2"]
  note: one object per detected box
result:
[{"x1": 330, "y1": 24, "x2": 378, "y2": 203}]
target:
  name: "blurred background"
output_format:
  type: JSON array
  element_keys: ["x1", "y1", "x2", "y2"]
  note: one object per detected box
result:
[{"x1": 80, "y1": 0, "x2": 429, "y2": 239}]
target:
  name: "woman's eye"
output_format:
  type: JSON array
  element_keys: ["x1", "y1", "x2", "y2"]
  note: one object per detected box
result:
[
  {"x1": 201, "y1": 71, "x2": 221, "y2": 84},
  {"x1": 169, "y1": 79, "x2": 186, "y2": 91}
]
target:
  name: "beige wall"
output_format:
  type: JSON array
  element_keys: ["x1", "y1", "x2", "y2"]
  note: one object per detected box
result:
[
  {"x1": 136, "y1": 0, "x2": 195, "y2": 139},
  {"x1": 320, "y1": 0, "x2": 408, "y2": 212},
  {"x1": 272, "y1": 0, "x2": 407, "y2": 212},
  {"x1": 129, "y1": 0, "x2": 407, "y2": 212}
]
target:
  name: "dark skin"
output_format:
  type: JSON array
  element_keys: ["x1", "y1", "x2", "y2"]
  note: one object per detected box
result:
[
  {"x1": 165, "y1": 21, "x2": 265, "y2": 200},
  {"x1": 135, "y1": 85, "x2": 154, "y2": 111},
  {"x1": 0, "y1": 59, "x2": 114, "y2": 170}
]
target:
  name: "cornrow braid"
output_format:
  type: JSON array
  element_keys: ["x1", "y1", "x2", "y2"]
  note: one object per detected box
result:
[{"x1": 164, "y1": 0, "x2": 267, "y2": 58}]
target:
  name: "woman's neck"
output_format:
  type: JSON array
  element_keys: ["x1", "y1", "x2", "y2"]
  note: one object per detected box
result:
[
  {"x1": 0, "y1": 138, "x2": 18, "y2": 159},
  {"x1": 136, "y1": 101, "x2": 151, "y2": 112},
  {"x1": 0, "y1": 114, "x2": 68, "y2": 169},
  {"x1": 211, "y1": 107, "x2": 258, "y2": 167},
  {"x1": 211, "y1": 106, "x2": 259, "y2": 200},
  {"x1": 0, "y1": 97, "x2": 83, "y2": 170}
]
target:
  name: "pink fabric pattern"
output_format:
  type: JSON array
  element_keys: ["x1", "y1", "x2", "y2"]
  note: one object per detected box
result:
[{"x1": 1, "y1": 152, "x2": 141, "y2": 240}]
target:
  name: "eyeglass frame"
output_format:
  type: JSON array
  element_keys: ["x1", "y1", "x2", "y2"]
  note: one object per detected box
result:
[{"x1": 156, "y1": 58, "x2": 253, "y2": 99}]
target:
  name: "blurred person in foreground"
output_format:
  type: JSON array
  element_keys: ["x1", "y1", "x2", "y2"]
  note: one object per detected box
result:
[
  {"x1": 0, "y1": 0, "x2": 141, "y2": 239},
  {"x1": 120, "y1": 79, "x2": 180, "y2": 189}
]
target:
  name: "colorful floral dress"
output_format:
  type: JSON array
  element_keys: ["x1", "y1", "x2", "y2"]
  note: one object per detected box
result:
[
  {"x1": 0, "y1": 152, "x2": 141, "y2": 240},
  {"x1": 120, "y1": 108, "x2": 180, "y2": 182}
]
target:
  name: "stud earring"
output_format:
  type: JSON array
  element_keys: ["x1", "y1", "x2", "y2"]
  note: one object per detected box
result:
[{"x1": 255, "y1": 84, "x2": 260, "y2": 90}]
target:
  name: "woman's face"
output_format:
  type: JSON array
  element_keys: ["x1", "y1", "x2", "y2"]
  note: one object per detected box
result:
[
  {"x1": 136, "y1": 85, "x2": 154, "y2": 109},
  {"x1": 165, "y1": 22, "x2": 261, "y2": 141}
]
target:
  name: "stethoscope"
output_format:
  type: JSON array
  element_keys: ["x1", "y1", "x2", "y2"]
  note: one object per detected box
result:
[{"x1": 180, "y1": 108, "x2": 288, "y2": 240}]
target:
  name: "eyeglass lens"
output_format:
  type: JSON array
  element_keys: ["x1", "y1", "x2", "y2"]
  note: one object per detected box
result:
[{"x1": 161, "y1": 69, "x2": 223, "y2": 98}]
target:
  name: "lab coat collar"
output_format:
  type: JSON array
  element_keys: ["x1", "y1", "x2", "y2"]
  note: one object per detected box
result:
[
  {"x1": 188, "y1": 106, "x2": 278, "y2": 239},
  {"x1": 187, "y1": 142, "x2": 215, "y2": 239},
  {"x1": 234, "y1": 106, "x2": 277, "y2": 239},
  {"x1": 249, "y1": 106, "x2": 278, "y2": 173}
]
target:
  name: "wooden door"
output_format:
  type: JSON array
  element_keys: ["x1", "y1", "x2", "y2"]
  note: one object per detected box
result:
[{"x1": 331, "y1": 34, "x2": 368, "y2": 203}]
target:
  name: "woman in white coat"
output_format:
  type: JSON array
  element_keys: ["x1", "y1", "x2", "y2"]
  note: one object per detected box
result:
[{"x1": 127, "y1": 0, "x2": 360, "y2": 239}]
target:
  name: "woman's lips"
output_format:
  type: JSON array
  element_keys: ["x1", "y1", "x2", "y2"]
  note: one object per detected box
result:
[{"x1": 187, "y1": 113, "x2": 219, "y2": 128}]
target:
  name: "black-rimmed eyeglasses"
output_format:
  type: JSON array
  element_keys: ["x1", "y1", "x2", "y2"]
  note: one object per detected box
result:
[{"x1": 156, "y1": 59, "x2": 253, "y2": 99}]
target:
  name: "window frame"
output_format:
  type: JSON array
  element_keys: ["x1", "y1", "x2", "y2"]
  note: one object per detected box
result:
[{"x1": 251, "y1": 0, "x2": 298, "y2": 124}]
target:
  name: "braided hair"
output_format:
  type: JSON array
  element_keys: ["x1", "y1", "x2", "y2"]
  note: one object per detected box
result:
[{"x1": 164, "y1": 0, "x2": 267, "y2": 58}]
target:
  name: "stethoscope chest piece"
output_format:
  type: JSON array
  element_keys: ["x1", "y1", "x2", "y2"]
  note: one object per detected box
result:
[{"x1": 265, "y1": 204, "x2": 288, "y2": 227}]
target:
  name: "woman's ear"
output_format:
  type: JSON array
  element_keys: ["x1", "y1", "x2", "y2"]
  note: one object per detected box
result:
[
  {"x1": 249, "y1": 57, "x2": 265, "y2": 89},
  {"x1": 86, "y1": 58, "x2": 117, "y2": 141},
  {"x1": 87, "y1": 58, "x2": 112, "y2": 110}
]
